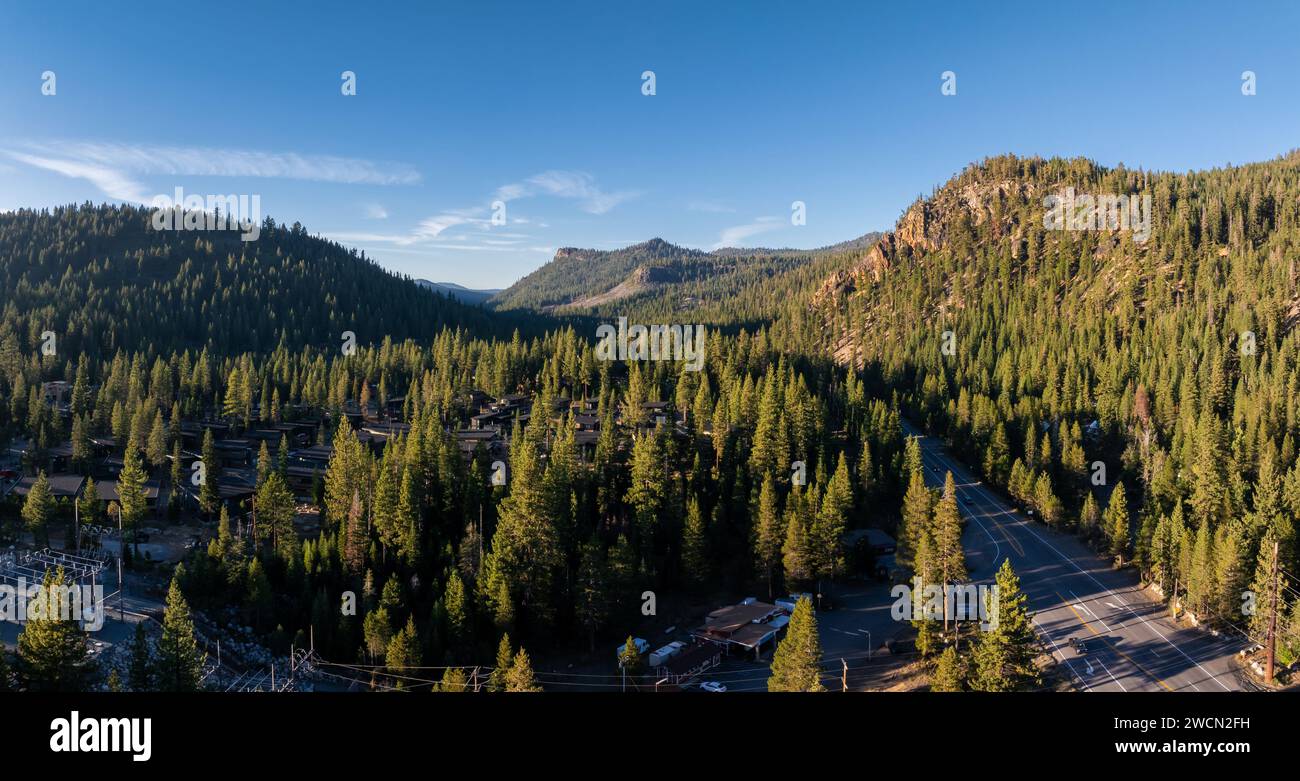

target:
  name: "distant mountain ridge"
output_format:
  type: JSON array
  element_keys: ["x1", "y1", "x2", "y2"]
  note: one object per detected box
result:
[
  {"x1": 416, "y1": 280, "x2": 502, "y2": 306},
  {"x1": 490, "y1": 233, "x2": 883, "y2": 313}
]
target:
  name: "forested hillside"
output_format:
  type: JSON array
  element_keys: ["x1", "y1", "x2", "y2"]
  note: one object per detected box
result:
[
  {"x1": 812, "y1": 153, "x2": 1300, "y2": 642},
  {"x1": 0, "y1": 204, "x2": 504, "y2": 364},
  {"x1": 489, "y1": 234, "x2": 881, "y2": 320},
  {"x1": 0, "y1": 205, "x2": 909, "y2": 687},
  {"x1": 10, "y1": 148, "x2": 1300, "y2": 693}
]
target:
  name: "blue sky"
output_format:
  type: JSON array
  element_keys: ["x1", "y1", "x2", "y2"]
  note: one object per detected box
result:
[{"x1": 2, "y1": 0, "x2": 1299, "y2": 289}]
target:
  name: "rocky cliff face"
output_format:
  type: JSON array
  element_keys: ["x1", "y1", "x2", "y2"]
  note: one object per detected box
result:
[
  {"x1": 814, "y1": 176, "x2": 1038, "y2": 310},
  {"x1": 807, "y1": 158, "x2": 1074, "y2": 368}
]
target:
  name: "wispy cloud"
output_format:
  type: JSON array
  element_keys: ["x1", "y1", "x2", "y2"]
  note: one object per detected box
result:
[
  {"x1": 713, "y1": 216, "x2": 784, "y2": 249},
  {"x1": 5, "y1": 140, "x2": 421, "y2": 203},
  {"x1": 495, "y1": 170, "x2": 637, "y2": 214},
  {"x1": 363, "y1": 203, "x2": 389, "y2": 219},
  {"x1": 330, "y1": 170, "x2": 625, "y2": 258},
  {"x1": 6, "y1": 151, "x2": 153, "y2": 203},
  {"x1": 328, "y1": 208, "x2": 492, "y2": 247}
]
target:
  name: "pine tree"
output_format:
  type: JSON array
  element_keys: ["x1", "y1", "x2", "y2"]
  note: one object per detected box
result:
[
  {"x1": 157, "y1": 574, "x2": 202, "y2": 692},
  {"x1": 753, "y1": 474, "x2": 784, "y2": 599},
  {"x1": 243, "y1": 557, "x2": 273, "y2": 632},
  {"x1": 146, "y1": 408, "x2": 168, "y2": 468},
  {"x1": 255, "y1": 440, "x2": 272, "y2": 486},
  {"x1": 1104, "y1": 482, "x2": 1130, "y2": 563},
  {"x1": 21, "y1": 470, "x2": 55, "y2": 547},
  {"x1": 1077, "y1": 491, "x2": 1100, "y2": 541},
  {"x1": 932, "y1": 471, "x2": 967, "y2": 630},
  {"x1": 625, "y1": 422, "x2": 669, "y2": 555},
  {"x1": 343, "y1": 490, "x2": 366, "y2": 575},
  {"x1": 898, "y1": 469, "x2": 932, "y2": 572},
  {"x1": 254, "y1": 470, "x2": 296, "y2": 559},
  {"x1": 767, "y1": 597, "x2": 824, "y2": 692},
  {"x1": 127, "y1": 621, "x2": 153, "y2": 692},
  {"x1": 1188, "y1": 415, "x2": 1229, "y2": 528},
  {"x1": 16, "y1": 568, "x2": 96, "y2": 691},
  {"x1": 1212, "y1": 522, "x2": 1249, "y2": 622},
  {"x1": 385, "y1": 616, "x2": 421, "y2": 686},
  {"x1": 438, "y1": 666, "x2": 469, "y2": 692},
  {"x1": 782, "y1": 494, "x2": 813, "y2": 586},
  {"x1": 505, "y1": 648, "x2": 542, "y2": 692},
  {"x1": 118, "y1": 444, "x2": 149, "y2": 547},
  {"x1": 618, "y1": 635, "x2": 644, "y2": 673},
  {"x1": 362, "y1": 605, "x2": 393, "y2": 664},
  {"x1": 811, "y1": 453, "x2": 852, "y2": 583},
  {"x1": 488, "y1": 633, "x2": 513, "y2": 692},
  {"x1": 484, "y1": 434, "x2": 559, "y2": 631},
  {"x1": 912, "y1": 530, "x2": 938, "y2": 657},
  {"x1": 199, "y1": 428, "x2": 220, "y2": 517},
  {"x1": 575, "y1": 539, "x2": 610, "y2": 652},
  {"x1": 444, "y1": 570, "x2": 469, "y2": 651},
  {"x1": 681, "y1": 496, "x2": 709, "y2": 589},
  {"x1": 930, "y1": 645, "x2": 965, "y2": 692},
  {"x1": 1245, "y1": 531, "x2": 1278, "y2": 640},
  {"x1": 1187, "y1": 520, "x2": 1215, "y2": 617},
  {"x1": 970, "y1": 560, "x2": 1039, "y2": 691}
]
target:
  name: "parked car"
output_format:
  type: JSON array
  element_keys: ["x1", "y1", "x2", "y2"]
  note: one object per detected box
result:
[
  {"x1": 699, "y1": 681, "x2": 726, "y2": 693},
  {"x1": 1069, "y1": 637, "x2": 1088, "y2": 656}
]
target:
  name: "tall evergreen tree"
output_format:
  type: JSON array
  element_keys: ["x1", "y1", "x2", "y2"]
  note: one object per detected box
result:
[
  {"x1": 1104, "y1": 482, "x2": 1130, "y2": 563},
  {"x1": 157, "y1": 575, "x2": 203, "y2": 692},
  {"x1": 970, "y1": 560, "x2": 1039, "y2": 692},
  {"x1": 767, "y1": 597, "x2": 824, "y2": 692},
  {"x1": 127, "y1": 621, "x2": 154, "y2": 692},
  {"x1": 505, "y1": 648, "x2": 542, "y2": 692},
  {"x1": 15, "y1": 568, "x2": 96, "y2": 691},
  {"x1": 21, "y1": 470, "x2": 55, "y2": 548}
]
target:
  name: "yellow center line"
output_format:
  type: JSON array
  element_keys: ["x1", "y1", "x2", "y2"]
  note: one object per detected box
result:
[
  {"x1": 1056, "y1": 591, "x2": 1174, "y2": 692},
  {"x1": 991, "y1": 511, "x2": 1026, "y2": 557}
]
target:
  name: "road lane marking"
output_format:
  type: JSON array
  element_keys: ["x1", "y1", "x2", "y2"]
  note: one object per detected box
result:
[
  {"x1": 1070, "y1": 590, "x2": 1113, "y2": 631},
  {"x1": 919, "y1": 433, "x2": 1234, "y2": 692},
  {"x1": 1035, "y1": 617, "x2": 1090, "y2": 692},
  {"x1": 1094, "y1": 656, "x2": 1127, "y2": 691},
  {"x1": 1056, "y1": 590, "x2": 1173, "y2": 692}
]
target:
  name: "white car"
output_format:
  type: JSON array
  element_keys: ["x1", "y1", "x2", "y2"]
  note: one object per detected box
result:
[{"x1": 699, "y1": 681, "x2": 726, "y2": 693}]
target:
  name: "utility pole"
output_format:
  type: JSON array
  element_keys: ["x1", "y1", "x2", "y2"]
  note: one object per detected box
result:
[
  {"x1": 841, "y1": 658, "x2": 848, "y2": 692},
  {"x1": 117, "y1": 504, "x2": 124, "y2": 620},
  {"x1": 1266, "y1": 539, "x2": 1279, "y2": 684}
]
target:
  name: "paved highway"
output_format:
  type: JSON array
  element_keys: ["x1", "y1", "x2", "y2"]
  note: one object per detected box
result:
[{"x1": 902, "y1": 420, "x2": 1251, "y2": 692}]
